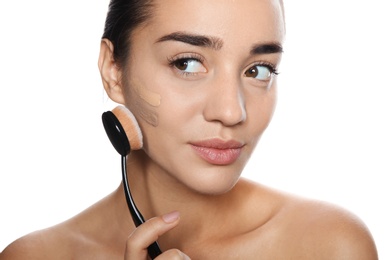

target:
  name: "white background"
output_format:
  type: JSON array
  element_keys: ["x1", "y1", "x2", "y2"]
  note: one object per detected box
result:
[{"x1": 0, "y1": 1, "x2": 389, "y2": 259}]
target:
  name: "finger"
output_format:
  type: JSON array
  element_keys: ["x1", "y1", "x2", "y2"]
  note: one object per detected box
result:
[
  {"x1": 124, "y1": 211, "x2": 180, "y2": 259},
  {"x1": 155, "y1": 249, "x2": 191, "y2": 260}
]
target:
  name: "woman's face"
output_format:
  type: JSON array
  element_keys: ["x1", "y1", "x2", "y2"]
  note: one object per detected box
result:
[{"x1": 122, "y1": 0, "x2": 285, "y2": 194}]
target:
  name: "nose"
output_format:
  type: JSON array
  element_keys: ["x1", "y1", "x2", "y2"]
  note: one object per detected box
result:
[{"x1": 203, "y1": 75, "x2": 247, "y2": 126}]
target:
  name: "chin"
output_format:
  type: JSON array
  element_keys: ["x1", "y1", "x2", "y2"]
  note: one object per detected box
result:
[{"x1": 184, "y1": 168, "x2": 242, "y2": 196}]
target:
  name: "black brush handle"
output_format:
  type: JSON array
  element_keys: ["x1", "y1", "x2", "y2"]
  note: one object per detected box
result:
[{"x1": 121, "y1": 156, "x2": 162, "y2": 259}]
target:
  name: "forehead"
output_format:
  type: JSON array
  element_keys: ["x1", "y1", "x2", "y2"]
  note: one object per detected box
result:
[{"x1": 145, "y1": 0, "x2": 285, "y2": 44}]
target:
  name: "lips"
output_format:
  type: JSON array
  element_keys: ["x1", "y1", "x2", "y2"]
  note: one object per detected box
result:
[{"x1": 190, "y1": 139, "x2": 244, "y2": 165}]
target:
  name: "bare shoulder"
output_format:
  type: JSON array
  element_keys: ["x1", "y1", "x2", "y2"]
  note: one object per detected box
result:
[
  {"x1": 285, "y1": 196, "x2": 378, "y2": 259},
  {"x1": 0, "y1": 191, "x2": 122, "y2": 260},
  {"x1": 245, "y1": 181, "x2": 379, "y2": 259},
  {"x1": 0, "y1": 227, "x2": 72, "y2": 260}
]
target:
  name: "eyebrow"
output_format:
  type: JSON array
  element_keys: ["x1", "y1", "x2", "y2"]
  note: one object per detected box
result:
[
  {"x1": 250, "y1": 42, "x2": 284, "y2": 55},
  {"x1": 156, "y1": 31, "x2": 283, "y2": 55},
  {"x1": 156, "y1": 32, "x2": 223, "y2": 50}
]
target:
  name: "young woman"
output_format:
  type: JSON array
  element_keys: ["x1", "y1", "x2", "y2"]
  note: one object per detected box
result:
[{"x1": 0, "y1": 0, "x2": 378, "y2": 259}]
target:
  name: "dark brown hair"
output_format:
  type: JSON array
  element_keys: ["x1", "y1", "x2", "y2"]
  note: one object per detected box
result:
[{"x1": 102, "y1": 0, "x2": 154, "y2": 68}]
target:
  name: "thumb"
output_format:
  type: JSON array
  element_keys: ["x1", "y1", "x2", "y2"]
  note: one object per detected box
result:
[{"x1": 124, "y1": 211, "x2": 180, "y2": 259}]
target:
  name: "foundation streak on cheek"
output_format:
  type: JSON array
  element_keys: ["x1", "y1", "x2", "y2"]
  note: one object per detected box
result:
[{"x1": 131, "y1": 81, "x2": 161, "y2": 127}]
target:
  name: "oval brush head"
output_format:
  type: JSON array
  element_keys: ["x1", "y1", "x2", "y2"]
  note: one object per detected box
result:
[
  {"x1": 112, "y1": 106, "x2": 143, "y2": 150},
  {"x1": 102, "y1": 105, "x2": 143, "y2": 156}
]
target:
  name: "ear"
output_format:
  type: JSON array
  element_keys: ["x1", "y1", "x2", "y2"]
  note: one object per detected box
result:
[{"x1": 98, "y1": 39, "x2": 125, "y2": 104}]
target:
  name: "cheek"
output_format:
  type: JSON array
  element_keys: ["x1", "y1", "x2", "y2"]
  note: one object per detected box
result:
[
  {"x1": 157, "y1": 87, "x2": 201, "y2": 131},
  {"x1": 126, "y1": 80, "x2": 162, "y2": 127},
  {"x1": 128, "y1": 89, "x2": 188, "y2": 153},
  {"x1": 246, "y1": 87, "x2": 277, "y2": 139},
  {"x1": 140, "y1": 92, "x2": 203, "y2": 160},
  {"x1": 130, "y1": 96, "x2": 159, "y2": 127}
]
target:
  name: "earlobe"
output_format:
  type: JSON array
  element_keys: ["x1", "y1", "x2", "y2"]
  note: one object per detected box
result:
[{"x1": 98, "y1": 39, "x2": 125, "y2": 104}]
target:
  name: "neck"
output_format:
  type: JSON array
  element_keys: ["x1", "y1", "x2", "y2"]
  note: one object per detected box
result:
[{"x1": 120, "y1": 150, "x2": 242, "y2": 249}]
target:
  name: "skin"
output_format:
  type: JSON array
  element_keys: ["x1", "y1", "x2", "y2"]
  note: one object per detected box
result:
[
  {"x1": 0, "y1": 0, "x2": 378, "y2": 259},
  {"x1": 131, "y1": 79, "x2": 161, "y2": 126}
]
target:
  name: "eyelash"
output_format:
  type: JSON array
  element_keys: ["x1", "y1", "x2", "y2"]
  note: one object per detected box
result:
[
  {"x1": 251, "y1": 61, "x2": 280, "y2": 76},
  {"x1": 167, "y1": 54, "x2": 205, "y2": 76},
  {"x1": 167, "y1": 55, "x2": 280, "y2": 78}
]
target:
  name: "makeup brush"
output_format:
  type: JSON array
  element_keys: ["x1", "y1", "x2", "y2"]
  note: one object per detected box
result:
[
  {"x1": 102, "y1": 105, "x2": 143, "y2": 156},
  {"x1": 102, "y1": 105, "x2": 162, "y2": 259}
]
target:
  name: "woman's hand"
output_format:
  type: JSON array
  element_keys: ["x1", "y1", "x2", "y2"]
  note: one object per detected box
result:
[{"x1": 124, "y1": 211, "x2": 191, "y2": 260}]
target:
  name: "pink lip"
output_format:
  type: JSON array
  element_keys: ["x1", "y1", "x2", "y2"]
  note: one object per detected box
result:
[{"x1": 190, "y1": 139, "x2": 244, "y2": 165}]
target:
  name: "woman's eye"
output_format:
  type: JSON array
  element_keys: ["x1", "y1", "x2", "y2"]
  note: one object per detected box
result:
[
  {"x1": 172, "y1": 58, "x2": 206, "y2": 73},
  {"x1": 244, "y1": 65, "x2": 274, "y2": 80}
]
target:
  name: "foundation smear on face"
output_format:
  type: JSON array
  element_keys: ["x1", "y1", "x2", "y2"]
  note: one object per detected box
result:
[{"x1": 130, "y1": 79, "x2": 161, "y2": 127}]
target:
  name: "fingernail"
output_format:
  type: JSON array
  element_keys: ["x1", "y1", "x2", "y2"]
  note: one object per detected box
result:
[
  {"x1": 180, "y1": 251, "x2": 191, "y2": 260},
  {"x1": 162, "y1": 211, "x2": 180, "y2": 223}
]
